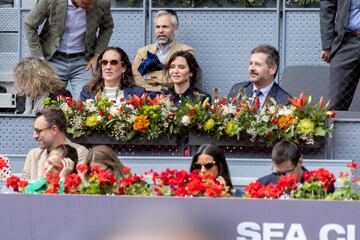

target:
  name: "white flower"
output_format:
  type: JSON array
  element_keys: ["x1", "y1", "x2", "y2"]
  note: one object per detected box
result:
[
  {"x1": 222, "y1": 104, "x2": 236, "y2": 115},
  {"x1": 181, "y1": 115, "x2": 191, "y2": 126},
  {"x1": 97, "y1": 115, "x2": 103, "y2": 121},
  {"x1": 261, "y1": 115, "x2": 269, "y2": 122},
  {"x1": 278, "y1": 106, "x2": 293, "y2": 116},
  {"x1": 268, "y1": 105, "x2": 276, "y2": 114}
]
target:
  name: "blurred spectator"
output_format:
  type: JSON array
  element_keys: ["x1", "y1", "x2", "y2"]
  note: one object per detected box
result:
[
  {"x1": 24, "y1": 0, "x2": 114, "y2": 99},
  {"x1": 22, "y1": 107, "x2": 88, "y2": 180},
  {"x1": 163, "y1": 51, "x2": 211, "y2": 106},
  {"x1": 13, "y1": 57, "x2": 71, "y2": 114},
  {"x1": 80, "y1": 47, "x2": 145, "y2": 102},
  {"x1": 133, "y1": 9, "x2": 194, "y2": 95},
  {"x1": 190, "y1": 144, "x2": 242, "y2": 196},
  {"x1": 25, "y1": 144, "x2": 78, "y2": 194},
  {"x1": 228, "y1": 44, "x2": 291, "y2": 107},
  {"x1": 84, "y1": 145, "x2": 125, "y2": 182}
]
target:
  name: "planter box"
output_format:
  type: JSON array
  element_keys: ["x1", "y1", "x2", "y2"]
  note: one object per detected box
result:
[{"x1": 70, "y1": 133, "x2": 186, "y2": 156}]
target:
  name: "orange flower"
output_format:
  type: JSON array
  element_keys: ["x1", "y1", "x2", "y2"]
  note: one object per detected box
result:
[
  {"x1": 278, "y1": 114, "x2": 295, "y2": 130},
  {"x1": 147, "y1": 94, "x2": 162, "y2": 106},
  {"x1": 288, "y1": 92, "x2": 306, "y2": 108},
  {"x1": 127, "y1": 93, "x2": 147, "y2": 108},
  {"x1": 133, "y1": 115, "x2": 150, "y2": 132}
]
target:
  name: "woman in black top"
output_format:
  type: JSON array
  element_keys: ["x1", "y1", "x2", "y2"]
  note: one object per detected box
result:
[{"x1": 163, "y1": 51, "x2": 211, "y2": 107}]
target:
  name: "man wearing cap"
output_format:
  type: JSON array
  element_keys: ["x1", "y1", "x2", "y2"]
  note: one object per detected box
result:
[
  {"x1": 24, "y1": 0, "x2": 114, "y2": 100},
  {"x1": 228, "y1": 44, "x2": 291, "y2": 107},
  {"x1": 132, "y1": 9, "x2": 194, "y2": 95}
]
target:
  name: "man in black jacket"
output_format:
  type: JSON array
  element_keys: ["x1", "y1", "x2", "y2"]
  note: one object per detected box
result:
[
  {"x1": 257, "y1": 140, "x2": 306, "y2": 186},
  {"x1": 228, "y1": 44, "x2": 291, "y2": 107}
]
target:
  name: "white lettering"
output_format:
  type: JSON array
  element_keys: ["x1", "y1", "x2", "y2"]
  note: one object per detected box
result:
[
  {"x1": 237, "y1": 221, "x2": 261, "y2": 240},
  {"x1": 347, "y1": 225, "x2": 356, "y2": 240},
  {"x1": 263, "y1": 223, "x2": 284, "y2": 240},
  {"x1": 319, "y1": 224, "x2": 346, "y2": 240},
  {"x1": 285, "y1": 224, "x2": 307, "y2": 240}
]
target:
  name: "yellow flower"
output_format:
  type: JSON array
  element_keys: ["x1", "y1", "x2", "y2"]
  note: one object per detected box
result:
[
  {"x1": 297, "y1": 118, "x2": 315, "y2": 135},
  {"x1": 203, "y1": 118, "x2": 215, "y2": 131},
  {"x1": 225, "y1": 120, "x2": 237, "y2": 137},
  {"x1": 85, "y1": 114, "x2": 98, "y2": 127},
  {"x1": 133, "y1": 115, "x2": 150, "y2": 133}
]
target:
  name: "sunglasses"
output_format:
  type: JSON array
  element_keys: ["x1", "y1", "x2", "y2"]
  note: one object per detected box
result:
[
  {"x1": 193, "y1": 161, "x2": 216, "y2": 170},
  {"x1": 272, "y1": 165, "x2": 296, "y2": 177},
  {"x1": 99, "y1": 59, "x2": 121, "y2": 66}
]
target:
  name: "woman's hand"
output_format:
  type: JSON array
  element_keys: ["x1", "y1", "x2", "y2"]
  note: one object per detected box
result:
[{"x1": 60, "y1": 158, "x2": 74, "y2": 180}]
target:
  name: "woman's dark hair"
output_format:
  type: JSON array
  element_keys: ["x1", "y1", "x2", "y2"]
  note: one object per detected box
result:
[
  {"x1": 190, "y1": 144, "x2": 233, "y2": 189},
  {"x1": 164, "y1": 51, "x2": 200, "y2": 86},
  {"x1": 53, "y1": 144, "x2": 78, "y2": 174},
  {"x1": 88, "y1": 47, "x2": 135, "y2": 93}
]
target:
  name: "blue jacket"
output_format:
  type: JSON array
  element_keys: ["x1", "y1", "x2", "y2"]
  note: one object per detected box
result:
[
  {"x1": 228, "y1": 81, "x2": 292, "y2": 106},
  {"x1": 79, "y1": 85, "x2": 146, "y2": 102}
]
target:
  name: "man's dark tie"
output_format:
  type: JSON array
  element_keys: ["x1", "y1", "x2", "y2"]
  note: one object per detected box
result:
[{"x1": 251, "y1": 90, "x2": 262, "y2": 106}]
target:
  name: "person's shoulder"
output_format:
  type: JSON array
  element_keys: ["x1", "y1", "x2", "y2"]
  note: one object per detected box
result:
[
  {"x1": 173, "y1": 42, "x2": 194, "y2": 51},
  {"x1": 272, "y1": 82, "x2": 292, "y2": 104},
  {"x1": 27, "y1": 148, "x2": 44, "y2": 156},
  {"x1": 257, "y1": 173, "x2": 278, "y2": 186},
  {"x1": 66, "y1": 139, "x2": 88, "y2": 152}
]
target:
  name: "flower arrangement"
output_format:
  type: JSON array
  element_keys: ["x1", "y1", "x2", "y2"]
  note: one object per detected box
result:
[
  {"x1": 44, "y1": 92, "x2": 334, "y2": 146},
  {"x1": 286, "y1": 0, "x2": 319, "y2": 7},
  {"x1": 48, "y1": 94, "x2": 181, "y2": 141},
  {"x1": 179, "y1": 92, "x2": 335, "y2": 146},
  {"x1": 244, "y1": 167, "x2": 337, "y2": 200}
]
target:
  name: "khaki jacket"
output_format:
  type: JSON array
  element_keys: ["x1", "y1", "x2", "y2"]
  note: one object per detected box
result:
[
  {"x1": 132, "y1": 42, "x2": 194, "y2": 92},
  {"x1": 22, "y1": 138, "x2": 89, "y2": 181},
  {"x1": 24, "y1": 0, "x2": 113, "y2": 60}
]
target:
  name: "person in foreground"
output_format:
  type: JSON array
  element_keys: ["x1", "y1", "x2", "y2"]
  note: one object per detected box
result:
[
  {"x1": 257, "y1": 140, "x2": 325, "y2": 189},
  {"x1": 228, "y1": 44, "x2": 291, "y2": 107},
  {"x1": 25, "y1": 144, "x2": 78, "y2": 194},
  {"x1": 22, "y1": 107, "x2": 89, "y2": 180},
  {"x1": 133, "y1": 9, "x2": 194, "y2": 94},
  {"x1": 80, "y1": 47, "x2": 145, "y2": 102},
  {"x1": 163, "y1": 51, "x2": 211, "y2": 106},
  {"x1": 84, "y1": 145, "x2": 125, "y2": 182},
  {"x1": 190, "y1": 144, "x2": 242, "y2": 196},
  {"x1": 13, "y1": 57, "x2": 71, "y2": 114}
]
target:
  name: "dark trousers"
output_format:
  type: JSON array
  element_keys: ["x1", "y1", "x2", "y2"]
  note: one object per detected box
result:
[{"x1": 330, "y1": 34, "x2": 360, "y2": 110}]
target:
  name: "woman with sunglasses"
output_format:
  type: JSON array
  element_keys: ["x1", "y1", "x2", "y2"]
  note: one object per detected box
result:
[
  {"x1": 163, "y1": 51, "x2": 211, "y2": 107},
  {"x1": 190, "y1": 144, "x2": 242, "y2": 196},
  {"x1": 80, "y1": 47, "x2": 146, "y2": 102}
]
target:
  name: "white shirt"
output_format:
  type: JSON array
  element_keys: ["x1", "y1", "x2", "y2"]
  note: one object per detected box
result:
[
  {"x1": 57, "y1": 0, "x2": 87, "y2": 54},
  {"x1": 103, "y1": 87, "x2": 124, "y2": 102}
]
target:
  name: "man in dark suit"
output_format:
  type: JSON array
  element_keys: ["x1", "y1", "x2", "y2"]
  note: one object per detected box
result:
[
  {"x1": 320, "y1": 0, "x2": 360, "y2": 110},
  {"x1": 228, "y1": 44, "x2": 291, "y2": 106}
]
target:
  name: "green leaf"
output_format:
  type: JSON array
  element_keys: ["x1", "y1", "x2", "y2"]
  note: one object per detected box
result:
[{"x1": 314, "y1": 127, "x2": 326, "y2": 136}]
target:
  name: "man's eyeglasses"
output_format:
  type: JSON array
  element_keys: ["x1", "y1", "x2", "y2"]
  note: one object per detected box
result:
[
  {"x1": 193, "y1": 161, "x2": 216, "y2": 170},
  {"x1": 34, "y1": 126, "x2": 52, "y2": 135},
  {"x1": 272, "y1": 165, "x2": 297, "y2": 177},
  {"x1": 99, "y1": 59, "x2": 121, "y2": 66}
]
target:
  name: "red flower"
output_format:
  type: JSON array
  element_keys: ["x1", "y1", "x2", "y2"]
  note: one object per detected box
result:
[
  {"x1": 6, "y1": 175, "x2": 20, "y2": 192},
  {"x1": 64, "y1": 173, "x2": 82, "y2": 194},
  {"x1": 244, "y1": 181, "x2": 265, "y2": 198},
  {"x1": 346, "y1": 161, "x2": 358, "y2": 170},
  {"x1": 97, "y1": 170, "x2": 116, "y2": 187},
  {"x1": 0, "y1": 157, "x2": 7, "y2": 170},
  {"x1": 76, "y1": 164, "x2": 89, "y2": 174},
  {"x1": 121, "y1": 166, "x2": 131, "y2": 174}
]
